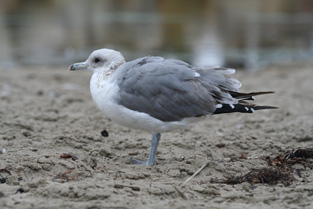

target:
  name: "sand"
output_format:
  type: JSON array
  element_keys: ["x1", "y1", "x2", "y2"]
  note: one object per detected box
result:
[{"x1": 0, "y1": 62, "x2": 313, "y2": 209}]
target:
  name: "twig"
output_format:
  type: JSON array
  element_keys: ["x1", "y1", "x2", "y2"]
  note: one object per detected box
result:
[
  {"x1": 181, "y1": 162, "x2": 209, "y2": 186},
  {"x1": 172, "y1": 186, "x2": 187, "y2": 200}
]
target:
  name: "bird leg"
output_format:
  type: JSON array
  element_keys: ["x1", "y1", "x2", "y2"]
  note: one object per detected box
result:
[{"x1": 130, "y1": 133, "x2": 161, "y2": 166}]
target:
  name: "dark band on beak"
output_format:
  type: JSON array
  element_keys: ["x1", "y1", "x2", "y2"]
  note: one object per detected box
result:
[
  {"x1": 69, "y1": 64, "x2": 75, "y2": 71},
  {"x1": 68, "y1": 62, "x2": 88, "y2": 71}
]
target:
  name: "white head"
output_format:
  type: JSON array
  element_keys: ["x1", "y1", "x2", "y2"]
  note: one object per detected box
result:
[{"x1": 69, "y1": 49, "x2": 125, "y2": 73}]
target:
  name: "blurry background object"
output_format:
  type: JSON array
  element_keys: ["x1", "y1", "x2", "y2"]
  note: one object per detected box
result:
[{"x1": 1, "y1": 0, "x2": 313, "y2": 70}]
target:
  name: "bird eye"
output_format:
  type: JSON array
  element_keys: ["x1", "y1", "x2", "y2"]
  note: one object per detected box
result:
[{"x1": 94, "y1": 57, "x2": 100, "y2": 63}]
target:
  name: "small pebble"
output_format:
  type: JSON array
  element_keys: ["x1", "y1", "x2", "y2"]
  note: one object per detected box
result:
[
  {"x1": 15, "y1": 188, "x2": 25, "y2": 194},
  {"x1": 101, "y1": 130, "x2": 109, "y2": 137},
  {"x1": 37, "y1": 90, "x2": 44, "y2": 96},
  {"x1": 29, "y1": 147, "x2": 38, "y2": 152},
  {"x1": 0, "y1": 178, "x2": 8, "y2": 184}
]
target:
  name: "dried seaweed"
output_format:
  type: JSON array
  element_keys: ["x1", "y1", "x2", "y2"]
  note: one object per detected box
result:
[
  {"x1": 0, "y1": 168, "x2": 11, "y2": 175},
  {"x1": 267, "y1": 148, "x2": 313, "y2": 168},
  {"x1": 212, "y1": 168, "x2": 294, "y2": 185},
  {"x1": 54, "y1": 170, "x2": 77, "y2": 182},
  {"x1": 60, "y1": 153, "x2": 79, "y2": 161},
  {"x1": 211, "y1": 147, "x2": 313, "y2": 186}
]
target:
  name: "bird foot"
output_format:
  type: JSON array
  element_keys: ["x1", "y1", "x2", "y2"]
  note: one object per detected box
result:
[
  {"x1": 129, "y1": 133, "x2": 160, "y2": 166},
  {"x1": 130, "y1": 157, "x2": 154, "y2": 166}
]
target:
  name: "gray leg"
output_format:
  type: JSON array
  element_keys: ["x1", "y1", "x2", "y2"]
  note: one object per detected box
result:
[{"x1": 130, "y1": 133, "x2": 161, "y2": 166}]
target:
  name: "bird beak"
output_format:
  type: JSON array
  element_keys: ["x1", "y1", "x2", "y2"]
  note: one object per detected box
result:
[{"x1": 68, "y1": 62, "x2": 88, "y2": 71}]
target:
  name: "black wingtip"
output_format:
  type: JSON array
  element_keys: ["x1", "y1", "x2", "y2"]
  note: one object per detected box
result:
[
  {"x1": 253, "y1": 105, "x2": 279, "y2": 110},
  {"x1": 229, "y1": 91, "x2": 275, "y2": 101},
  {"x1": 214, "y1": 104, "x2": 278, "y2": 115}
]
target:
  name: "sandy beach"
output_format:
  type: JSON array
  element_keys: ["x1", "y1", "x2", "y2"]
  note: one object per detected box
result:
[{"x1": 1, "y1": 63, "x2": 313, "y2": 209}]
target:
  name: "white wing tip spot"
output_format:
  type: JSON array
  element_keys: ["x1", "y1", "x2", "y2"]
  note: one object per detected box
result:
[
  {"x1": 216, "y1": 104, "x2": 223, "y2": 108},
  {"x1": 229, "y1": 104, "x2": 235, "y2": 109},
  {"x1": 251, "y1": 108, "x2": 255, "y2": 113},
  {"x1": 224, "y1": 69, "x2": 236, "y2": 74},
  {"x1": 244, "y1": 107, "x2": 249, "y2": 111}
]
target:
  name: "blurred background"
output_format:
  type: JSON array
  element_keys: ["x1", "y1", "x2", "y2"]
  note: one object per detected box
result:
[{"x1": 1, "y1": 0, "x2": 313, "y2": 70}]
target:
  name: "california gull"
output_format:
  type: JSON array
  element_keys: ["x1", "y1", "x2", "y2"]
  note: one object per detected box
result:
[{"x1": 69, "y1": 48, "x2": 276, "y2": 166}]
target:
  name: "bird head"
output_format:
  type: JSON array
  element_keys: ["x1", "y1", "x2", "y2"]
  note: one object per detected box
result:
[{"x1": 68, "y1": 49, "x2": 125, "y2": 73}]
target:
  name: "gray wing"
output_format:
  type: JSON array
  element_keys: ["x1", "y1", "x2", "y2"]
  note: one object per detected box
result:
[{"x1": 115, "y1": 56, "x2": 239, "y2": 122}]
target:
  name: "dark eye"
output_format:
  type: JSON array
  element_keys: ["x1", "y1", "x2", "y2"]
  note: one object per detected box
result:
[{"x1": 94, "y1": 57, "x2": 100, "y2": 63}]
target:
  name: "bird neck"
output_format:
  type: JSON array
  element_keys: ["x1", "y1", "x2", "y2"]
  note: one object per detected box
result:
[{"x1": 105, "y1": 60, "x2": 125, "y2": 77}]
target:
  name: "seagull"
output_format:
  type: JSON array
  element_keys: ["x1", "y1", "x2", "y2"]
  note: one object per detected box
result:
[{"x1": 69, "y1": 49, "x2": 276, "y2": 166}]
